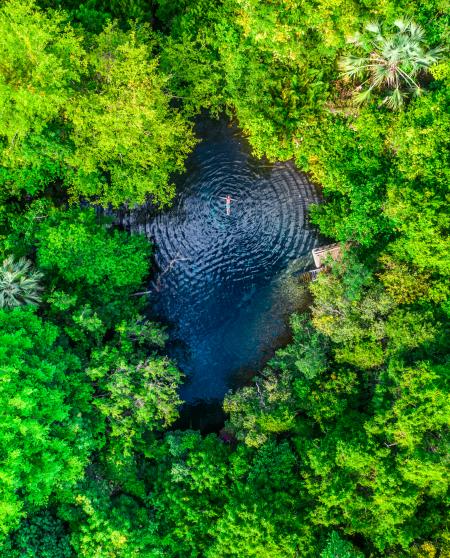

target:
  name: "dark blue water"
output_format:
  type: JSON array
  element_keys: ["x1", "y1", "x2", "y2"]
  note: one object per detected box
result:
[{"x1": 143, "y1": 119, "x2": 321, "y2": 408}]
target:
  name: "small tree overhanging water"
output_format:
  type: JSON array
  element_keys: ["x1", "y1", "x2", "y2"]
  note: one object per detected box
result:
[{"x1": 339, "y1": 19, "x2": 445, "y2": 110}]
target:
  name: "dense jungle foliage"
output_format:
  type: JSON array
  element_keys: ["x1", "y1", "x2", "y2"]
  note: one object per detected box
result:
[{"x1": 0, "y1": 0, "x2": 448, "y2": 556}]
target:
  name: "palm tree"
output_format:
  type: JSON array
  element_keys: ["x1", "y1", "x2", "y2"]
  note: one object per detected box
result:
[
  {"x1": 0, "y1": 255, "x2": 43, "y2": 308},
  {"x1": 339, "y1": 19, "x2": 444, "y2": 109}
]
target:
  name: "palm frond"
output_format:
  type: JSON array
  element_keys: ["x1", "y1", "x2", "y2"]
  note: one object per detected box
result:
[
  {"x1": 383, "y1": 87, "x2": 405, "y2": 110},
  {"x1": 354, "y1": 87, "x2": 374, "y2": 105},
  {"x1": 0, "y1": 256, "x2": 43, "y2": 309},
  {"x1": 366, "y1": 22, "x2": 381, "y2": 35},
  {"x1": 340, "y1": 19, "x2": 443, "y2": 110}
]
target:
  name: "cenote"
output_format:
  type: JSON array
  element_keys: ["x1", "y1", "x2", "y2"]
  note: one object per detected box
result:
[{"x1": 126, "y1": 118, "x2": 321, "y2": 430}]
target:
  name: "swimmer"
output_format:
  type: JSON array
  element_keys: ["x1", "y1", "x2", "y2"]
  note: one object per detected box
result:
[{"x1": 220, "y1": 194, "x2": 236, "y2": 215}]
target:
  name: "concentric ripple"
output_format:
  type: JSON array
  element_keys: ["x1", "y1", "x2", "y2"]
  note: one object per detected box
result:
[{"x1": 123, "y1": 119, "x2": 321, "y2": 403}]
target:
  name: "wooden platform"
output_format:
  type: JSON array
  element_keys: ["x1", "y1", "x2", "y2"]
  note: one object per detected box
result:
[{"x1": 311, "y1": 243, "x2": 342, "y2": 268}]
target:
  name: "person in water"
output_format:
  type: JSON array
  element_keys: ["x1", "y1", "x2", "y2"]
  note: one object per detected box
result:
[{"x1": 221, "y1": 194, "x2": 236, "y2": 215}]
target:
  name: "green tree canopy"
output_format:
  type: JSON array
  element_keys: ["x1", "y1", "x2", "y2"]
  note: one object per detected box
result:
[
  {"x1": 0, "y1": 308, "x2": 95, "y2": 538},
  {"x1": 67, "y1": 24, "x2": 196, "y2": 207},
  {"x1": 34, "y1": 207, "x2": 151, "y2": 338},
  {"x1": 0, "y1": 0, "x2": 195, "y2": 207}
]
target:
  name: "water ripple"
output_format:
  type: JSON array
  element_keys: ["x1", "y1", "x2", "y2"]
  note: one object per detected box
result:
[{"x1": 122, "y1": 119, "x2": 321, "y2": 402}]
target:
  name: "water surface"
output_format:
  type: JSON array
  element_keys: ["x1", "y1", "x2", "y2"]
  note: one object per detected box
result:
[{"x1": 125, "y1": 119, "x2": 320, "y2": 407}]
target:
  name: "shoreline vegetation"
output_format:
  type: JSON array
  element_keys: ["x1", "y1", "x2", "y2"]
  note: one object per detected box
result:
[{"x1": 0, "y1": 1, "x2": 448, "y2": 557}]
